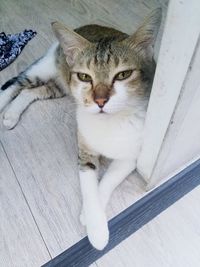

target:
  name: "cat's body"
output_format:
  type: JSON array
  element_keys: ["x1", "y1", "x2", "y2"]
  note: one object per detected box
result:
[
  {"x1": 0, "y1": 9, "x2": 161, "y2": 250},
  {"x1": 78, "y1": 106, "x2": 145, "y2": 160}
]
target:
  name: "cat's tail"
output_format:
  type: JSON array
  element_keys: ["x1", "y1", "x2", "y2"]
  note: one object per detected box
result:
[
  {"x1": 0, "y1": 43, "x2": 59, "y2": 113},
  {"x1": 1, "y1": 70, "x2": 45, "y2": 94},
  {"x1": 0, "y1": 68, "x2": 46, "y2": 114},
  {"x1": 0, "y1": 64, "x2": 47, "y2": 91},
  {"x1": 1, "y1": 76, "x2": 19, "y2": 90}
]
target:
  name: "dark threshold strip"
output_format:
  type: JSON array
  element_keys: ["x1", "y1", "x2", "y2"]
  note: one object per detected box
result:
[{"x1": 42, "y1": 159, "x2": 200, "y2": 267}]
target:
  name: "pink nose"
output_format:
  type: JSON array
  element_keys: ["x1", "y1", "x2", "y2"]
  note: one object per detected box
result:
[{"x1": 95, "y1": 98, "x2": 109, "y2": 108}]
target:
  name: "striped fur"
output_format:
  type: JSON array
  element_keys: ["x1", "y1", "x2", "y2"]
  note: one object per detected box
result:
[{"x1": 0, "y1": 8, "x2": 162, "y2": 250}]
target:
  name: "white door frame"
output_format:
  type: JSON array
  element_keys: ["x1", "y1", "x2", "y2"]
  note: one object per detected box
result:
[{"x1": 137, "y1": 0, "x2": 200, "y2": 188}]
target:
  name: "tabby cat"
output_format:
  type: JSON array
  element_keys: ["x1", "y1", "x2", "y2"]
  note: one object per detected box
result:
[{"x1": 0, "y1": 8, "x2": 162, "y2": 250}]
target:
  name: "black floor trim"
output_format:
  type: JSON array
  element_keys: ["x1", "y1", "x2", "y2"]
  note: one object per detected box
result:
[{"x1": 43, "y1": 159, "x2": 200, "y2": 267}]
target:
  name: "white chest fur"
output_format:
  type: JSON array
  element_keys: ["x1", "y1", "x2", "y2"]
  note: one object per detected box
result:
[{"x1": 77, "y1": 107, "x2": 146, "y2": 160}]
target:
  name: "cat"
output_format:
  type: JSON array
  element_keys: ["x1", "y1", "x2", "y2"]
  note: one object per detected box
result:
[{"x1": 0, "y1": 8, "x2": 162, "y2": 250}]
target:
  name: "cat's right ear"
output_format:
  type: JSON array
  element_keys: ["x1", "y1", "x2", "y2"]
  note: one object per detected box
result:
[
  {"x1": 125, "y1": 8, "x2": 162, "y2": 58},
  {"x1": 51, "y1": 22, "x2": 91, "y2": 66}
]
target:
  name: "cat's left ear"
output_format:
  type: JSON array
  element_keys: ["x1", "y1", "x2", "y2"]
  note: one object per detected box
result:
[
  {"x1": 126, "y1": 8, "x2": 162, "y2": 57},
  {"x1": 52, "y1": 21, "x2": 91, "y2": 66}
]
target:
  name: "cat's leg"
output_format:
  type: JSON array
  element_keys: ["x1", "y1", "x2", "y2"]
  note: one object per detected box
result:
[
  {"x1": 78, "y1": 144, "x2": 109, "y2": 250},
  {"x1": 0, "y1": 43, "x2": 58, "y2": 112},
  {"x1": 0, "y1": 84, "x2": 20, "y2": 113},
  {"x1": 99, "y1": 158, "x2": 136, "y2": 210},
  {"x1": 3, "y1": 81, "x2": 64, "y2": 129}
]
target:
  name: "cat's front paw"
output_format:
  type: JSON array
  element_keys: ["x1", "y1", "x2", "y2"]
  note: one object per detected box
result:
[
  {"x1": 86, "y1": 212, "x2": 109, "y2": 250},
  {"x1": 3, "y1": 111, "x2": 20, "y2": 129}
]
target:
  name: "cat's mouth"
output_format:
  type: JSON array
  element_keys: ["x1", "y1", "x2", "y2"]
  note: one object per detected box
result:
[{"x1": 99, "y1": 108, "x2": 108, "y2": 114}]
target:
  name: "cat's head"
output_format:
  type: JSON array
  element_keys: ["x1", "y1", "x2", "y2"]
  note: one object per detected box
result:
[{"x1": 52, "y1": 8, "x2": 162, "y2": 115}]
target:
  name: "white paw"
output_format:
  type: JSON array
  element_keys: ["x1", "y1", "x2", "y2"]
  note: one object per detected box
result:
[
  {"x1": 3, "y1": 111, "x2": 20, "y2": 129},
  {"x1": 86, "y1": 212, "x2": 109, "y2": 250},
  {"x1": 79, "y1": 210, "x2": 86, "y2": 226}
]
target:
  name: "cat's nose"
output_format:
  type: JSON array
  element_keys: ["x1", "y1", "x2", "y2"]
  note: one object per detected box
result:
[{"x1": 95, "y1": 97, "x2": 109, "y2": 108}]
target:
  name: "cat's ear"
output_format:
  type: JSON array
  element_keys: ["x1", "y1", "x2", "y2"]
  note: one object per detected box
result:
[
  {"x1": 51, "y1": 21, "x2": 91, "y2": 66},
  {"x1": 126, "y1": 8, "x2": 162, "y2": 57}
]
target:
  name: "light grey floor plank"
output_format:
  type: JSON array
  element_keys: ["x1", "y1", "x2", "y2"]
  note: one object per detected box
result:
[
  {"x1": 0, "y1": 0, "x2": 168, "y2": 261},
  {"x1": 0, "y1": 142, "x2": 50, "y2": 267},
  {"x1": 0, "y1": 98, "x2": 84, "y2": 257},
  {"x1": 96, "y1": 186, "x2": 200, "y2": 267},
  {"x1": 0, "y1": 97, "x2": 146, "y2": 257}
]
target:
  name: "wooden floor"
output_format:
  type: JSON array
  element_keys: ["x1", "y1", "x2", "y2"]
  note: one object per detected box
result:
[
  {"x1": 0, "y1": 0, "x2": 174, "y2": 266},
  {"x1": 97, "y1": 186, "x2": 200, "y2": 267}
]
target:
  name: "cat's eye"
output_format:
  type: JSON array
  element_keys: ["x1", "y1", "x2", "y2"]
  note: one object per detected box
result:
[
  {"x1": 114, "y1": 70, "x2": 133, "y2": 81},
  {"x1": 77, "y1": 73, "x2": 92, "y2": 82}
]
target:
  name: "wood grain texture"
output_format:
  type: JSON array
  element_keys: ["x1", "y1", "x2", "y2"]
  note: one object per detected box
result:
[
  {"x1": 0, "y1": 0, "x2": 167, "y2": 264},
  {"x1": 147, "y1": 36, "x2": 200, "y2": 189},
  {"x1": 0, "y1": 142, "x2": 50, "y2": 267},
  {"x1": 43, "y1": 159, "x2": 200, "y2": 267},
  {"x1": 97, "y1": 185, "x2": 200, "y2": 267},
  {"x1": 137, "y1": 0, "x2": 200, "y2": 183},
  {"x1": 0, "y1": 97, "x2": 146, "y2": 257},
  {"x1": 0, "y1": 97, "x2": 85, "y2": 257}
]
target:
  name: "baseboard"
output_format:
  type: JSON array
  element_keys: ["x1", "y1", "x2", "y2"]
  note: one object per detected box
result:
[{"x1": 42, "y1": 159, "x2": 200, "y2": 267}]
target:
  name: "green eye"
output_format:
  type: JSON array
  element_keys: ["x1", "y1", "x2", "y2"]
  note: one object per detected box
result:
[
  {"x1": 114, "y1": 70, "x2": 133, "y2": 81},
  {"x1": 77, "y1": 73, "x2": 92, "y2": 82}
]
